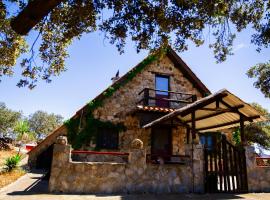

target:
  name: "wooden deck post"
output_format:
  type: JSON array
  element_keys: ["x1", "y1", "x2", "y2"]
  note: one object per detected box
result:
[
  {"x1": 143, "y1": 88, "x2": 149, "y2": 106},
  {"x1": 240, "y1": 114, "x2": 247, "y2": 146},
  {"x1": 191, "y1": 111, "x2": 196, "y2": 193}
]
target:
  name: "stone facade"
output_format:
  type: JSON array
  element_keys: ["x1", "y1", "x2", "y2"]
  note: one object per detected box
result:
[
  {"x1": 28, "y1": 125, "x2": 67, "y2": 167},
  {"x1": 29, "y1": 54, "x2": 205, "y2": 166},
  {"x1": 246, "y1": 146, "x2": 270, "y2": 192},
  {"x1": 49, "y1": 137, "x2": 204, "y2": 194},
  {"x1": 92, "y1": 55, "x2": 203, "y2": 153}
]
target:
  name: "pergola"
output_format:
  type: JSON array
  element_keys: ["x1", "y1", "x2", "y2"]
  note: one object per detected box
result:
[{"x1": 143, "y1": 89, "x2": 267, "y2": 145}]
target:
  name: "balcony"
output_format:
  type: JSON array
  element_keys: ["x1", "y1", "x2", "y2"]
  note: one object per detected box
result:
[{"x1": 137, "y1": 88, "x2": 197, "y2": 110}]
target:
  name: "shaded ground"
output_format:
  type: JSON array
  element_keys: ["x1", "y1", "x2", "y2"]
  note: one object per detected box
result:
[{"x1": 0, "y1": 170, "x2": 270, "y2": 200}]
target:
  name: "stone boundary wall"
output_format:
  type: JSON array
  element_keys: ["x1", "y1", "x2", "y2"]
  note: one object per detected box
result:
[
  {"x1": 246, "y1": 146, "x2": 270, "y2": 192},
  {"x1": 49, "y1": 137, "x2": 204, "y2": 194}
]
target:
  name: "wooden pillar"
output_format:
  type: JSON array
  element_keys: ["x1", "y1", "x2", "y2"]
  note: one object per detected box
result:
[
  {"x1": 191, "y1": 111, "x2": 196, "y2": 193},
  {"x1": 191, "y1": 111, "x2": 196, "y2": 139},
  {"x1": 143, "y1": 88, "x2": 149, "y2": 106},
  {"x1": 240, "y1": 114, "x2": 246, "y2": 146},
  {"x1": 186, "y1": 127, "x2": 190, "y2": 144}
]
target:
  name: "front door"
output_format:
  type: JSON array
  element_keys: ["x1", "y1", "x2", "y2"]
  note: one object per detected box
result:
[{"x1": 151, "y1": 127, "x2": 172, "y2": 161}]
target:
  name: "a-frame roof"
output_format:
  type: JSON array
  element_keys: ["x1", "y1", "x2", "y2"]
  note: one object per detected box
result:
[
  {"x1": 28, "y1": 47, "x2": 210, "y2": 156},
  {"x1": 74, "y1": 47, "x2": 210, "y2": 118}
]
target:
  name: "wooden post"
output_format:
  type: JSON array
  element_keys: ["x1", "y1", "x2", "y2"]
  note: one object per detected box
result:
[
  {"x1": 143, "y1": 88, "x2": 149, "y2": 106},
  {"x1": 191, "y1": 111, "x2": 196, "y2": 193},
  {"x1": 240, "y1": 115, "x2": 246, "y2": 146},
  {"x1": 192, "y1": 95, "x2": 197, "y2": 103},
  {"x1": 191, "y1": 111, "x2": 196, "y2": 139}
]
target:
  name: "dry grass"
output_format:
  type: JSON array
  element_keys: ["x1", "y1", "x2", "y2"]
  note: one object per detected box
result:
[
  {"x1": 0, "y1": 168, "x2": 26, "y2": 188},
  {"x1": 0, "y1": 150, "x2": 27, "y2": 188},
  {"x1": 0, "y1": 150, "x2": 17, "y2": 167}
]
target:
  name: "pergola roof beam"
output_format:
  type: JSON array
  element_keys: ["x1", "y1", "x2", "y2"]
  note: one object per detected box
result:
[
  {"x1": 180, "y1": 93, "x2": 228, "y2": 117},
  {"x1": 196, "y1": 115, "x2": 260, "y2": 131},
  {"x1": 185, "y1": 105, "x2": 244, "y2": 123}
]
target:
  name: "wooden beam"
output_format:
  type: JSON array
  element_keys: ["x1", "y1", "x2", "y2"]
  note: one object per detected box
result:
[
  {"x1": 11, "y1": 0, "x2": 64, "y2": 35},
  {"x1": 180, "y1": 93, "x2": 228, "y2": 117},
  {"x1": 240, "y1": 114, "x2": 247, "y2": 146},
  {"x1": 196, "y1": 115, "x2": 260, "y2": 131},
  {"x1": 191, "y1": 111, "x2": 196, "y2": 139},
  {"x1": 198, "y1": 107, "x2": 241, "y2": 112},
  {"x1": 220, "y1": 100, "x2": 253, "y2": 122},
  {"x1": 185, "y1": 105, "x2": 244, "y2": 123}
]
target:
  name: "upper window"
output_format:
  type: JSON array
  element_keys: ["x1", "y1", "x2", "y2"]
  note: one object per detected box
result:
[
  {"x1": 155, "y1": 75, "x2": 169, "y2": 107},
  {"x1": 97, "y1": 128, "x2": 119, "y2": 149},
  {"x1": 155, "y1": 75, "x2": 169, "y2": 95}
]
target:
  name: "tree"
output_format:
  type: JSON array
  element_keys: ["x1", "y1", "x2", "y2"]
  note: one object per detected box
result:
[
  {"x1": 232, "y1": 103, "x2": 270, "y2": 149},
  {"x1": 0, "y1": 1, "x2": 269, "y2": 94},
  {"x1": 14, "y1": 120, "x2": 35, "y2": 142},
  {"x1": 247, "y1": 62, "x2": 270, "y2": 99},
  {"x1": 28, "y1": 110, "x2": 63, "y2": 139},
  {"x1": 0, "y1": 102, "x2": 21, "y2": 137}
]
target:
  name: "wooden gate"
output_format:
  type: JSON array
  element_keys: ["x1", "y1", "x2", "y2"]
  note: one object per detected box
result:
[{"x1": 204, "y1": 135, "x2": 248, "y2": 193}]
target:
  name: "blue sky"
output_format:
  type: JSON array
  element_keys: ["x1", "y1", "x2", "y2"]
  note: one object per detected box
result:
[{"x1": 0, "y1": 28, "x2": 269, "y2": 119}]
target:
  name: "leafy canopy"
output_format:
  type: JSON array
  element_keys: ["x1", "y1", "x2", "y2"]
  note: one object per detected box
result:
[
  {"x1": 0, "y1": 0, "x2": 269, "y2": 95},
  {"x1": 28, "y1": 110, "x2": 63, "y2": 139},
  {"x1": 247, "y1": 61, "x2": 270, "y2": 99},
  {"x1": 0, "y1": 102, "x2": 21, "y2": 137},
  {"x1": 233, "y1": 103, "x2": 270, "y2": 148}
]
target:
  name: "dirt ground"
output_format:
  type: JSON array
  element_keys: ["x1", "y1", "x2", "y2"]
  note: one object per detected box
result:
[{"x1": 0, "y1": 150, "x2": 27, "y2": 188}]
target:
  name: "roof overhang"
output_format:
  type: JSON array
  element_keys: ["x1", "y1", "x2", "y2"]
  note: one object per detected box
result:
[{"x1": 143, "y1": 89, "x2": 268, "y2": 132}]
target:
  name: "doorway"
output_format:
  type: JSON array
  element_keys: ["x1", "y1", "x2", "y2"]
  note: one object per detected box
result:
[{"x1": 151, "y1": 127, "x2": 172, "y2": 162}]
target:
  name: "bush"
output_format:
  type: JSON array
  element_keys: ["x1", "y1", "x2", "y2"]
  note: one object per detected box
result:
[{"x1": 4, "y1": 154, "x2": 21, "y2": 172}]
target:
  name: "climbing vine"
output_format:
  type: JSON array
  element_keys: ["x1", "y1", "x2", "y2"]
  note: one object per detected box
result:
[
  {"x1": 64, "y1": 113, "x2": 126, "y2": 150},
  {"x1": 64, "y1": 52, "x2": 161, "y2": 149}
]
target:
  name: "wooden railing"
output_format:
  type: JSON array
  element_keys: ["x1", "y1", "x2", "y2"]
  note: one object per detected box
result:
[
  {"x1": 146, "y1": 154, "x2": 190, "y2": 164},
  {"x1": 256, "y1": 157, "x2": 270, "y2": 167},
  {"x1": 137, "y1": 88, "x2": 196, "y2": 109}
]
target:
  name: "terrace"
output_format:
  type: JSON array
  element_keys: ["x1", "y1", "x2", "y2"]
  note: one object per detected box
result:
[{"x1": 137, "y1": 88, "x2": 197, "y2": 110}]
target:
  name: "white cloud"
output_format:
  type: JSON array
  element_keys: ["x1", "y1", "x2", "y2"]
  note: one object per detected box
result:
[{"x1": 233, "y1": 43, "x2": 248, "y2": 52}]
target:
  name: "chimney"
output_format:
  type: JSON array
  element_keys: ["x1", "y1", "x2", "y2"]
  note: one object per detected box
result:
[{"x1": 111, "y1": 70, "x2": 120, "y2": 83}]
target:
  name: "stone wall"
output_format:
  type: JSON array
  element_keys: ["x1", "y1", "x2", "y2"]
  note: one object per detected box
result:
[
  {"x1": 92, "y1": 55, "x2": 203, "y2": 153},
  {"x1": 28, "y1": 125, "x2": 67, "y2": 167},
  {"x1": 71, "y1": 153, "x2": 127, "y2": 163},
  {"x1": 246, "y1": 146, "x2": 270, "y2": 192},
  {"x1": 49, "y1": 137, "x2": 204, "y2": 194},
  {"x1": 29, "y1": 54, "x2": 204, "y2": 167}
]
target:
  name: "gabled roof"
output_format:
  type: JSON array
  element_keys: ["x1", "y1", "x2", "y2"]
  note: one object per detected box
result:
[
  {"x1": 28, "y1": 47, "x2": 210, "y2": 156},
  {"x1": 143, "y1": 89, "x2": 267, "y2": 132},
  {"x1": 74, "y1": 47, "x2": 210, "y2": 117}
]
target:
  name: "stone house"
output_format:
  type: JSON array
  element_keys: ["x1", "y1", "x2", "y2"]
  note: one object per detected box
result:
[{"x1": 28, "y1": 47, "x2": 268, "y2": 194}]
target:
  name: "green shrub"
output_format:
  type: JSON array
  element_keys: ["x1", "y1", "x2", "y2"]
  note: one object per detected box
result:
[{"x1": 4, "y1": 154, "x2": 22, "y2": 172}]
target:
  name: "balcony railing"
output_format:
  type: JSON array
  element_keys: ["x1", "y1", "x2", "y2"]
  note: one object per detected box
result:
[{"x1": 137, "y1": 88, "x2": 197, "y2": 109}]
